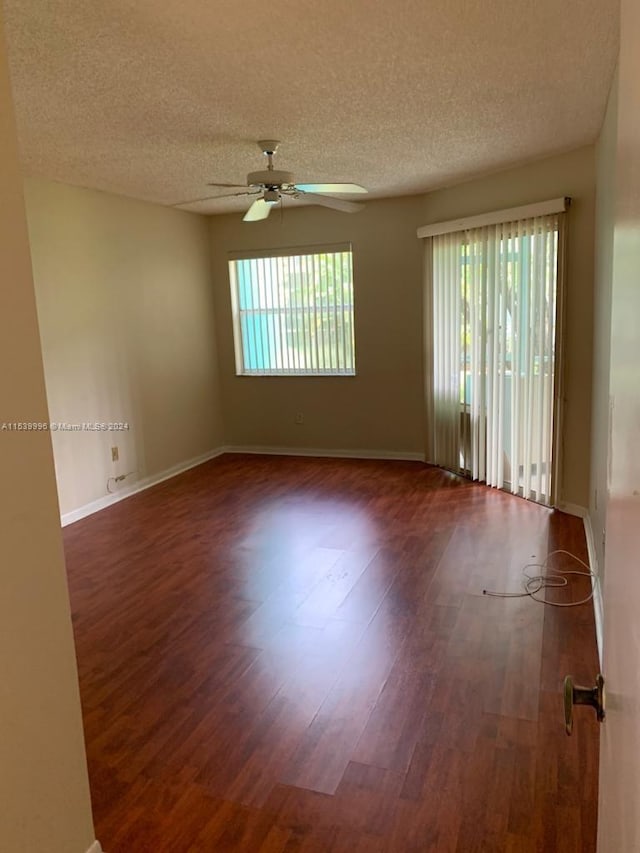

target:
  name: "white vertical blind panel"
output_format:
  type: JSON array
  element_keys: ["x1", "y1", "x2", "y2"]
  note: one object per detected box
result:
[
  {"x1": 331, "y1": 254, "x2": 338, "y2": 371},
  {"x1": 338, "y1": 253, "x2": 345, "y2": 371},
  {"x1": 489, "y1": 224, "x2": 497, "y2": 486},
  {"x1": 470, "y1": 227, "x2": 484, "y2": 482},
  {"x1": 255, "y1": 258, "x2": 265, "y2": 375},
  {"x1": 265, "y1": 257, "x2": 275, "y2": 372},
  {"x1": 432, "y1": 231, "x2": 461, "y2": 472},
  {"x1": 276, "y1": 256, "x2": 288, "y2": 372},
  {"x1": 289, "y1": 254, "x2": 299, "y2": 372},
  {"x1": 302, "y1": 254, "x2": 311, "y2": 371},
  {"x1": 510, "y1": 220, "x2": 522, "y2": 494}
]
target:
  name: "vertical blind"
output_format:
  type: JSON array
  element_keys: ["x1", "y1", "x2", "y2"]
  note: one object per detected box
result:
[
  {"x1": 430, "y1": 214, "x2": 561, "y2": 505},
  {"x1": 229, "y1": 246, "x2": 355, "y2": 375}
]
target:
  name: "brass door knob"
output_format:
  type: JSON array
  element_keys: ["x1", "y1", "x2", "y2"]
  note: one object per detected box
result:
[{"x1": 563, "y1": 674, "x2": 605, "y2": 735}]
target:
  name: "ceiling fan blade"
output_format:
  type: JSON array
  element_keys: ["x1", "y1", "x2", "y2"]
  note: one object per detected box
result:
[
  {"x1": 293, "y1": 192, "x2": 364, "y2": 214},
  {"x1": 295, "y1": 183, "x2": 367, "y2": 194},
  {"x1": 206, "y1": 181, "x2": 248, "y2": 188},
  {"x1": 173, "y1": 190, "x2": 257, "y2": 207},
  {"x1": 243, "y1": 198, "x2": 273, "y2": 222}
]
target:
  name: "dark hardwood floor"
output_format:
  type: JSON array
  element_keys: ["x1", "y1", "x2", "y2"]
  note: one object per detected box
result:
[{"x1": 63, "y1": 454, "x2": 600, "y2": 852}]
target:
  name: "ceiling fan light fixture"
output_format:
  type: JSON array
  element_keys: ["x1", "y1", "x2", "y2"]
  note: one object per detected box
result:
[{"x1": 263, "y1": 189, "x2": 280, "y2": 204}]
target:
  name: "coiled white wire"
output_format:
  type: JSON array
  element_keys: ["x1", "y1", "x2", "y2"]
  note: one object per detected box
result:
[{"x1": 482, "y1": 549, "x2": 595, "y2": 607}]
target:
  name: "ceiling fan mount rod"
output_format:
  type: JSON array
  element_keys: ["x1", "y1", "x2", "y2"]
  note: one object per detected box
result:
[{"x1": 258, "y1": 139, "x2": 280, "y2": 170}]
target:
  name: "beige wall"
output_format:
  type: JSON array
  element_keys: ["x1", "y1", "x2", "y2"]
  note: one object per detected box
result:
[
  {"x1": 590, "y1": 70, "x2": 618, "y2": 584},
  {"x1": 210, "y1": 196, "x2": 426, "y2": 455},
  {"x1": 0, "y1": 13, "x2": 95, "y2": 853},
  {"x1": 24, "y1": 179, "x2": 224, "y2": 516},
  {"x1": 210, "y1": 147, "x2": 595, "y2": 508}
]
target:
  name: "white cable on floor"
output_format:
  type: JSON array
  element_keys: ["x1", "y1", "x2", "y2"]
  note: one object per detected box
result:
[{"x1": 482, "y1": 549, "x2": 595, "y2": 607}]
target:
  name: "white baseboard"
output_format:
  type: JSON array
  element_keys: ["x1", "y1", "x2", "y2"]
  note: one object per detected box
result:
[
  {"x1": 61, "y1": 445, "x2": 424, "y2": 527},
  {"x1": 556, "y1": 501, "x2": 589, "y2": 518},
  {"x1": 85, "y1": 842, "x2": 102, "y2": 853},
  {"x1": 583, "y1": 513, "x2": 604, "y2": 669},
  {"x1": 61, "y1": 447, "x2": 226, "y2": 527},
  {"x1": 592, "y1": 576, "x2": 604, "y2": 671},
  {"x1": 224, "y1": 445, "x2": 426, "y2": 462}
]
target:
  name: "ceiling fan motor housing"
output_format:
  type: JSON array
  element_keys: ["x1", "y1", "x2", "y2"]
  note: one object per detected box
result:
[{"x1": 247, "y1": 169, "x2": 294, "y2": 188}]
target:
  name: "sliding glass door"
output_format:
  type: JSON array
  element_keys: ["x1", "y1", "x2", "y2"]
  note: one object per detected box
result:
[{"x1": 429, "y1": 213, "x2": 563, "y2": 506}]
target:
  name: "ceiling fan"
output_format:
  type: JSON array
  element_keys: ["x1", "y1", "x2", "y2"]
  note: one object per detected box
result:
[{"x1": 175, "y1": 140, "x2": 368, "y2": 221}]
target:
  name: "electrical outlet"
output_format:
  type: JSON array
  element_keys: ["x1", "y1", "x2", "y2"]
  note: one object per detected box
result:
[
  {"x1": 295, "y1": 412, "x2": 304, "y2": 425},
  {"x1": 111, "y1": 446, "x2": 119, "y2": 462}
]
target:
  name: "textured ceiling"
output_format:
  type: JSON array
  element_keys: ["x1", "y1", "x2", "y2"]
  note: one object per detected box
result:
[{"x1": 3, "y1": 0, "x2": 619, "y2": 215}]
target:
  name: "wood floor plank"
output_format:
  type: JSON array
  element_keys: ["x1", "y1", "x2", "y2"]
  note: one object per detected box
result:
[
  {"x1": 63, "y1": 454, "x2": 600, "y2": 851},
  {"x1": 351, "y1": 667, "x2": 435, "y2": 773}
]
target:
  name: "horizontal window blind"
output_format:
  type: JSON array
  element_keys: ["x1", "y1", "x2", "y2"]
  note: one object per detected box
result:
[{"x1": 229, "y1": 247, "x2": 355, "y2": 376}]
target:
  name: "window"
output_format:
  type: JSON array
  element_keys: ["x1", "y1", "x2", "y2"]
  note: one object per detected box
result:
[
  {"x1": 458, "y1": 226, "x2": 559, "y2": 406},
  {"x1": 229, "y1": 245, "x2": 355, "y2": 376}
]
